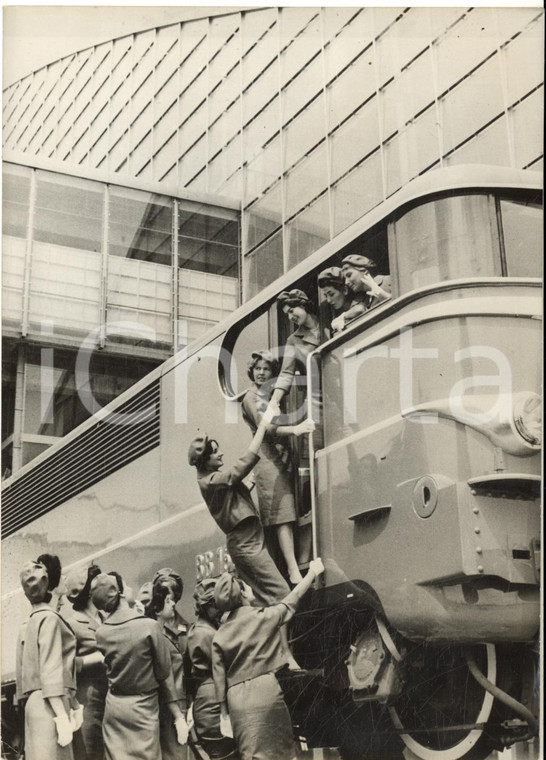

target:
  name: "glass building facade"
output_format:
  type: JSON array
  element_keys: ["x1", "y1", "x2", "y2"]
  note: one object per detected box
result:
[
  {"x1": 2, "y1": 6, "x2": 543, "y2": 472},
  {"x1": 3, "y1": 7, "x2": 543, "y2": 300}
]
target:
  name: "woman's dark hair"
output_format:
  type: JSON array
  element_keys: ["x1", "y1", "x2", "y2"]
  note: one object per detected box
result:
[
  {"x1": 107, "y1": 571, "x2": 124, "y2": 594},
  {"x1": 36, "y1": 554, "x2": 62, "y2": 592},
  {"x1": 194, "y1": 438, "x2": 219, "y2": 472},
  {"x1": 277, "y1": 289, "x2": 315, "y2": 314},
  {"x1": 72, "y1": 564, "x2": 102, "y2": 612},
  {"x1": 247, "y1": 350, "x2": 280, "y2": 381},
  {"x1": 146, "y1": 582, "x2": 171, "y2": 619}
]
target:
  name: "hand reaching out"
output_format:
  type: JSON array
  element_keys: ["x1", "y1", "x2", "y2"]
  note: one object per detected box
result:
[{"x1": 294, "y1": 419, "x2": 316, "y2": 436}]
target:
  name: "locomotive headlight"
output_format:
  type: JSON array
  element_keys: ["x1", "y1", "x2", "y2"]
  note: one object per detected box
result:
[{"x1": 512, "y1": 392, "x2": 542, "y2": 449}]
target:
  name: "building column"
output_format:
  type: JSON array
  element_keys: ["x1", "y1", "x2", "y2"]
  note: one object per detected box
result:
[{"x1": 11, "y1": 342, "x2": 26, "y2": 473}]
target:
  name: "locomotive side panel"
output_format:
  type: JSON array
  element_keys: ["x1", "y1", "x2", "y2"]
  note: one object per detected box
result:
[{"x1": 315, "y1": 291, "x2": 541, "y2": 643}]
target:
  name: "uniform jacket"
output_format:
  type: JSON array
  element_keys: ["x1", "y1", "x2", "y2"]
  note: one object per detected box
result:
[
  {"x1": 211, "y1": 599, "x2": 297, "y2": 704},
  {"x1": 96, "y1": 611, "x2": 171, "y2": 696},
  {"x1": 274, "y1": 323, "x2": 321, "y2": 394},
  {"x1": 197, "y1": 450, "x2": 259, "y2": 533},
  {"x1": 17, "y1": 604, "x2": 77, "y2": 699}
]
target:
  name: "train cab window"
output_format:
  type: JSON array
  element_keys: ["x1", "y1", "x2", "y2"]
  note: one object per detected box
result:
[
  {"x1": 222, "y1": 309, "x2": 270, "y2": 397},
  {"x1": 391, "y1": 194, "x2": 500, "y2": 294},
  {"x1": 316, "y1": 224, "x2": 390, "y2": 338},
  {"x1": 499, "y1": 197, "x2": 542, "y2": 278}
]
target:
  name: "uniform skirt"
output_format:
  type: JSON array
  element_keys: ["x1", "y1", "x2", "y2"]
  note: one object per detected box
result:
[
  {"x1": 24, "y1": 690, "x2": 74, "y2": 760},
  {"x1": 254, "y1": 441, "x2": 296, "y2": 527},
  {"x1": 76, "y1": 670, "x2": 107, "y2": 760},
  {"x1": 103, "y1": 690, "x2": 160, "y2": 760},
  {"x1": 194, "y1": 680, "x2": 239, "y2": 759},
  {"x1": 227, "y1": 673, "x2": 296, "y2": 760}
]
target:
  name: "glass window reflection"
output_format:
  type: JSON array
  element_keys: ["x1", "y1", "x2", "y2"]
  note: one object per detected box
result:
[
  {"x1": 2, "y1": 163, "x2": 31, "y2": 239},
  {"x1": 393, "y1": 194, "x2": 500, "y2": 293},
  {"x1": 34, "y1": 171, "x2": 103, "y2": 252},
  {"x1": 109, "y1": 187, "x2": 172, "y2": 265},
  {"x1": 245, "y1": 230, "x2": 284, "y2": 299},
  {"x1": 179, "y1": 207, "x2": 239, "y2": 278},
  {"x1": 22, "y1": 347, "x2": 159, "y2": 438},
  {"x1": 500, "y1": 198, "x2": 542, "y2": 277}
]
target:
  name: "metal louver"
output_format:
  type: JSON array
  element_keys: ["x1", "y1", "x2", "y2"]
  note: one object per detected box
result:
[{"x1": 1, "y1": 380, "x2": 160, "y2": 538}]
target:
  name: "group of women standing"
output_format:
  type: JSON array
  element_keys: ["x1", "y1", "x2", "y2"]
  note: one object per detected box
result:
[
  {"x1": 16, "y1": 549, "x2": 325, "y2": 760},
  {"x1": 16, "y1": 557, "x2": 190, "y2": 760}
]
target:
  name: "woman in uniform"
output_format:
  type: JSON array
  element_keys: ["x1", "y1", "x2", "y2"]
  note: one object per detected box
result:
[
  {"x1": 242, "y1": 349, "x2": 314, "y2": 585},
  {"x1": 211, "y1": 557, "x2": 325, "y2": 760},
  {"x1": 270, "y1": 289, "x2": 321, "y2": 409},
  {"x1": 90, "y1": 572, "x2": 186, "y2": 760},
  {"x1": 146, "y1": 581, "x2": 189, "y2": 760},
  {"x1": 62, "y1": 564, "x2": 107, "y2": 760},
  {"x1": 16, "y1": 554, "x2": 78, "y2": 760},
  {"x1": 331, "y1": 254, "x2": 391, "y2": 332},
  {"x1": 186, "y1": 578, "x2": 239, "y2": 760},
  {"x1": 188, "y1": 405, "x2": 302, "y2": 670},
  {"x1": 317, "y1": 267, "x2": 353, "y2": 336}
]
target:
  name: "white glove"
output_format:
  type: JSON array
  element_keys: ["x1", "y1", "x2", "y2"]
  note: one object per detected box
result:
[
  {"x1": 54, "y1": 714, "x2": 74, "y2": 747},
  {"x1": 220, "y1": 713, "x2": 234, "y2": 738},
  {"x1": 186, "y1": 703, "x2": 194, "y2": 731},
  {"x1": 309, "y1": 557, "x2": 325, "y2": 576},
  {"x1": 175, "y1": 716, "x2": 189, "y2": 745},
  {"x1": 70, "y1": 704, "x2": 84, "y2": 731}
]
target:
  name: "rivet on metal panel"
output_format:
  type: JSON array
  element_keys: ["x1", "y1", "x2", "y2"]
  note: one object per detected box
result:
[
  {"x1": 471, "y1": 490, "x2": 477, "y2": 496},
  {"x1": 476, "y1": 547, "x2": 482, "y2": 553},
  {"x1": 477, "y1": 565, "x2": 484, "y2": 573},
  {"x1": 474, "y1": 527, "x2": 480, "y2": 534},
  {"x1": 472, "y1": 507, "x2": 479, "y2": 514}
]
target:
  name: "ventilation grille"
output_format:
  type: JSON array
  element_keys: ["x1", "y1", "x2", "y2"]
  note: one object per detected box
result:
[{"x1": 1, "y1": 380, "x2": 160, "y2": 539}]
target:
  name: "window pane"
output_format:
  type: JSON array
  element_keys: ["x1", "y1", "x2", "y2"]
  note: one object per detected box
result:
[
  {"x1": 511, "y1": 89, "x2": 544, "y2": 169},
  {"x1": 325, "y1": 9, "x2": 372, "y2": 80},
  {"x1": 283, "y1": 93, "x2": 325, "y2": 171},
  {"x1": 435, "y1": 9, "x2": 500, "y2": 94},
  {"x1": 109, "y1": 187, "x2": 172, "y2": 265},
  {"x1": 332, "y1": 151, "x2": 383, "y2": 235},
  {"x1": 327, "y1": 49, "x2": 375, "y2": 131},
  {"x1": 22, "y1": 348, "x2": 158, "y2": 438},
  {"x1": 223, "y1": 308, "x2": 269, "y2": 396},
  {"x1": 179, "y1": 208, "x2": 239, "y2": 278},
  {"x1": 28, "y1": 243, "x2": 101, "y2": 335},
  {"x1": 330, "y1": 98, "x2": 380, "y2": 183},
  {"x1": 107, "y1": 256, "x2": 172, "y2": 346},
  {"x1": 286, "y1": 193, "x2": 330, "y2": 269},
  {"x1": 2, "y1": 163, "x2": 31, "y2": 239},
  {"x1": 284, "y1": 143, "x2": 328, "y2": 219},
  {"x1": 393, "y1": 195, "x2": 500, "y2": 292},
  {"x1": 242, "y1": 12, "x2": 278, "y2": 89},
  {"x1": 441, "y1": 56, "x2": 504, "y2": 154},
  {"x1": 280, "y1": 8, "x2": 321, "y2": 87},
  {"x1": 503, "y1": 16, "x2": 543, "y2": 105},
  {"x1": 179, "y1": 268, "x2": 238, "y2": 325},
  {"x1": 501, "y1": 199, "x2": 542, "y2": 277},
  {"x1": 245, "y1": 182, "x2": 282, "y2": 252},
  {"x1": 34, "y1": 171, "x2": 103, "y2": 252},
  {"x1": 282, "y1": 57, "x2": 322, "y2": 125},
  {"x1": 244, "y1": 137, "x2": 281, "y2": 206},
  {"x1": 245, "y1": 230, "x2": 284, "y2": 299}
]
